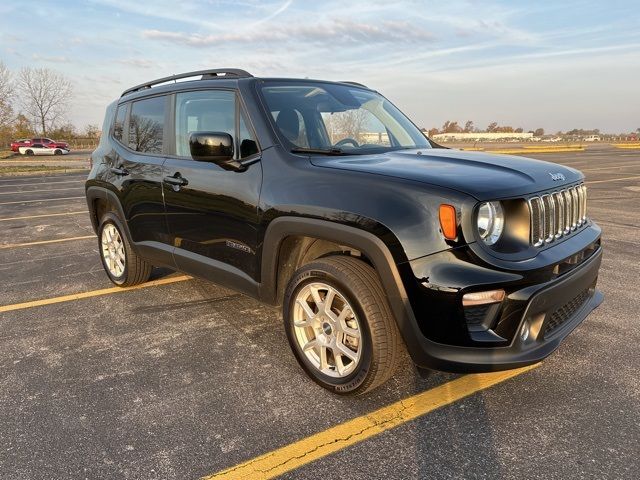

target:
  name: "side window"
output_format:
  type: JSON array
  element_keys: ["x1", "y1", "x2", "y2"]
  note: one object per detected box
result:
[
  {"x1": 239, "y1": 109, "x2": 258, "y2": 158},
  {"x1": 129, "y1": 96, "x2": 165, "y2": 154},
  {"x1": 113, "y1": 104, "x2": 127, "y2": 143},
  {"x1": 175, "y1": 90, "x2": 235, "y2": 157}
]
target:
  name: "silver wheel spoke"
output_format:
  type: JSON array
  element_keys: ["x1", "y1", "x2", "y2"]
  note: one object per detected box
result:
[
  {"x1": 335, "y1": 341, "x2": 357, "y2": 362},
  {"x1": 302, "y1": 339, "x2": 318, "y2": 352},
  {"x1": 294, "y1": 299, "x2": 316, "y2": 327},
  {"x1": 318, "y1": 345, "x2": 328, "y2": 371},
  {"x1": 323, "y1": 288, "x2": 336, "y2": 313},
  {"x1": 337, "y1": 306, "x2": 360, "y2": 338},
  {"x1": 334, "y1": 353, "x2": 346, "y2": 376},
  {"x1": 309, "y1": 285, "x2": 323, "y2": 306}
]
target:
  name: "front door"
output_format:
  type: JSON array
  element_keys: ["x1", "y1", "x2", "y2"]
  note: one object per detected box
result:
[{"x1": 162, "y1": 89, "x2": 262, "y2": 294}]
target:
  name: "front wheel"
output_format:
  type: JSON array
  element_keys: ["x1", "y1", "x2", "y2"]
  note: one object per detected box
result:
[
  {"x1": 283, "y1": 256, "x2": 404, "y2": 395},
  {"x1": 25, "y1": 149, "x2": 34, "y2": 156},
  {"x1": 98, "y1": 213, "x2": 152, "y2": 287}
]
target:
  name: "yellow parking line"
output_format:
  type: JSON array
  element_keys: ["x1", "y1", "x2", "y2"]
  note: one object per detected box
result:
[
  {"x1": 0, "y1": 275, "x2": 192, "y2": 313},
  {"x1": 0, "y1": 186, "x2": 84, "y2": 195},
  {"x1": 586, "y1": 175, "x2": 640, "y2": 184},
  {"x1": 0, "y1": 196, "x2": 85, "y2": 205},
  {"x1": 0, "y1": 235, "x2": 95, "y2": 249},
  {"x1": 0, "y1": 211, "x2": 88, "y2": 222},
  {"x1": 0, "y1": 179, "x2": 84, "y2": 188},
  {"x1": 203, "y1": 364, "x2": 539, "y2": 480}
]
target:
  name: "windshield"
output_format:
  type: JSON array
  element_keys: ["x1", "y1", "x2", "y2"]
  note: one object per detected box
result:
[{"x1": 260, "y1": 81, "x2": 430, "y2": 154}]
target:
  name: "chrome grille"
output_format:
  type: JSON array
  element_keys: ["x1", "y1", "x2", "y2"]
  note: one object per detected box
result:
[{"x1": 529, "y1": 184, "x2": 587, "y2": 247}]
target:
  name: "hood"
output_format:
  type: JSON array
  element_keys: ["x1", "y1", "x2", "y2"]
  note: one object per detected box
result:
[{"x1": 310, "y1": 148, "x2": 583, "y2": 200}]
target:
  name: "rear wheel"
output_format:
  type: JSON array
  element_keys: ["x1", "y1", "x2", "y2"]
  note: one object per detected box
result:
[
  {"x1": 283, "y1": 256, "x2": 404, "y2": 395},
  {"x1": 98, "y1": 213, "x2": 152, "y2": 286},
  {"x1": 25, "y1": 149, "x2": 33, "y2": 156}
]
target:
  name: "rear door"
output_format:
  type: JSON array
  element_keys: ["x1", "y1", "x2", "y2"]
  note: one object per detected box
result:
[
  {"x1": 106, "y1": 95, "x2": 174, "y2": 267},
  {"x1": 162, "y1": 89, "x2": 262, "y2": 291}
]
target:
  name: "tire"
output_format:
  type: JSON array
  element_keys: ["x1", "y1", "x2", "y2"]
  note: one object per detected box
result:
[
  {"x1": 98, "y1": 212, "x2": 152, "y2": 287},
  {"x1": 25, "y1": 149, "x2": 34, "y2": 156},
  {"x1": 54, "y1": 149, "x2": 62, "y2": 155},
  {"x1": 283, "y1": 255, "x2": 404, "y2": 395}
]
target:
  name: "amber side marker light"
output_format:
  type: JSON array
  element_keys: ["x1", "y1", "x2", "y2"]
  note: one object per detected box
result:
[{"x1": 439, "y1": 204, "x2": 457, "y2": 240}]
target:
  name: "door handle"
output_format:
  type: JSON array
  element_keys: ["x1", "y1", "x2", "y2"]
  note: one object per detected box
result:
[
  {"x1": 163, "y1": 173, "x2": 189, "y2": 190},
  {"x1": 110, "y1": 166, "x2": 129, "y2": 176}
]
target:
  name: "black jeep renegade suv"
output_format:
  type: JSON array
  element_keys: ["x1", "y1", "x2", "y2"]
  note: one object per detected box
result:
[{"x1": 86, "y1": 69, "x2": 603, "y2": 394}]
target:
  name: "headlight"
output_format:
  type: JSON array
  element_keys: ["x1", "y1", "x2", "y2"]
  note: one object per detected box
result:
[{"x1": 477, "y1": 201, "x2": 504, "y2": 245}]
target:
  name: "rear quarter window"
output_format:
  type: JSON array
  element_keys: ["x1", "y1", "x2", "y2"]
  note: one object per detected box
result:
[
  {"x1": 113, "y1": 105, "x2": 127, "y2": 143},
  {"x1": 128, "y1": 96, "x2": 165, "y2": 154}
]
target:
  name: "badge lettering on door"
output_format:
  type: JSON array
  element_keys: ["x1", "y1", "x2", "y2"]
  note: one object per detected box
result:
[{"x1": 226, "y1": 240, "x2": 252, "y2": 253}]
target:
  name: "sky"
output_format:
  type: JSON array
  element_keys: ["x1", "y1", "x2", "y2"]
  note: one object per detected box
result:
[{"x1": 1, "y1": 0, "x2": 639, "y2": 133}]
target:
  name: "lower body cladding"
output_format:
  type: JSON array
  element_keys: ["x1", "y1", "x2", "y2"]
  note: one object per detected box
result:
[{"x1": 401, "y1": 241, "x2": 603, "y2": 373}]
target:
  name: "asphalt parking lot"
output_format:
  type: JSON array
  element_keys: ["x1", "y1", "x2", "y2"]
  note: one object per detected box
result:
[{"x1": 0, "y1": 145, "x2": 638, "y2": 479}]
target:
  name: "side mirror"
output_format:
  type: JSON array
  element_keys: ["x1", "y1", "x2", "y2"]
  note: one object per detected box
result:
[{"x1": 189, "y1": 132, "x2": 245, "y2": 171}]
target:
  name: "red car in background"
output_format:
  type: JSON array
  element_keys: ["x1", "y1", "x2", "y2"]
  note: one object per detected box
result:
[
  {"x1": 10, "y1": 139, "x2": 31, "y2": 152},
  {"x1": 10, "y1": 137, "x2": 70, "y2": 153}
]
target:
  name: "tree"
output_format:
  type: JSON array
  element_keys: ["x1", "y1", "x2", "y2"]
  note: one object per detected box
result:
[
  {"x1": 12, "y1": 113, "x2": 34, "y2": 139},
  {"x1": 442, "y1": 120, "x2": 462, "y2": 133},
  {"x1": 486, "y1": 122, "x2": 498, "y2": 132},
  {"x1": 463, "y1": 120, "x2": 474, "y2": 133},
  {"x1": 49, "y1": 122, "x2": 77, "y2": 140},
  {"x1": 514, "y1": 127, "x2": 523, "y2": 133},
  {"x1": 17, "y1": 67, "x2": 72, "y2": 136},
  {"x1": 534, "y1": 128, "x2": 545, "y2": 137},
  {"x1": 84, "y1": 124, "x2": 101, "y2": 138},
  {"x1": 324, "y1": 109, "x2": 368, "y2": 144},
  {"x1": 427, "y1": 127, "x2": 439, "y2": 137},
  {"x1": 0, "y1": 61, "x2": 13, "y2": 145}
]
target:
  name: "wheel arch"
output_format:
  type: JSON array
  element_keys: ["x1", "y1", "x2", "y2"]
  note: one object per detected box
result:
[
  {"x1": 85, "y1": 186, "x2": 132, "y2": 242},
  {"x1": 260, "y1": 216, "x2": 426, "y2": 362}
]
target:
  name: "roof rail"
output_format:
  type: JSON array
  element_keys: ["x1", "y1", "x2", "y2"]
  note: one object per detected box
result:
[
  {"x1": 340, "y1": 80, "x2": 368, "y2": 88},
  {"x1": 121, "y1": 68, "x2": 253, "y2": 97}
]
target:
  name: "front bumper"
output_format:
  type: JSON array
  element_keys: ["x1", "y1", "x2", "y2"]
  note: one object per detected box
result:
[{"x1": 406, "y1": 245, "x2": 603, "y2": 373}]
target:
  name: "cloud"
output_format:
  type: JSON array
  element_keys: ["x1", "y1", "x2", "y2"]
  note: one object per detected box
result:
[
  {"x1": 116, "y1": 58, "x2": 157, "y2": 69},
  {"x1": 143, "y1": 19, "x2": 435, "y2": 47},
  {"x1": 32, "y1": 53, "x2": 72, "y2": 63}
]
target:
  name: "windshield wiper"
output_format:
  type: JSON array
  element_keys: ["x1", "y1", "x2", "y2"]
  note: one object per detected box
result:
[{"x1": 290, "y1": 147, "x2": 346, "y2": 156}]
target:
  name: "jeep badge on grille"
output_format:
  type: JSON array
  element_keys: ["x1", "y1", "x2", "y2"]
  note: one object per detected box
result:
[{"x1": 550, "y1": 172, "x2": 566, "y2": 181}]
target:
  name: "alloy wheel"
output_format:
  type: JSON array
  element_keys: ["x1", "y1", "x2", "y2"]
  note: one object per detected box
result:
[
  {"x1": 292, "y1": 282, "x2": 362, "y2": 378},
  {"x1": 101, "y1": 223, "x2": 126, "y2": 278}
]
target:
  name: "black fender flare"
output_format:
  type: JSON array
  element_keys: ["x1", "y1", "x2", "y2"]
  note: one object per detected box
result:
[
  {"x1": 85, "y1": 186, "x2": 133, "y2": 242},
  {"x1": 260, "y1": 216, "x2": 427, "y2": 362}
]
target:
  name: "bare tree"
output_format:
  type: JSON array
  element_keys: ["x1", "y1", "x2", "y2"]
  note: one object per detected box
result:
[
  {"x1": 325, "y1": 109, "x2": 368, "y2": 144},
  {"x1": 0, "y1": 61, "x2": 13, "y2": 129},
  {"x1": 17, "y1": 67, "x2": 72, "y2": 136}
]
